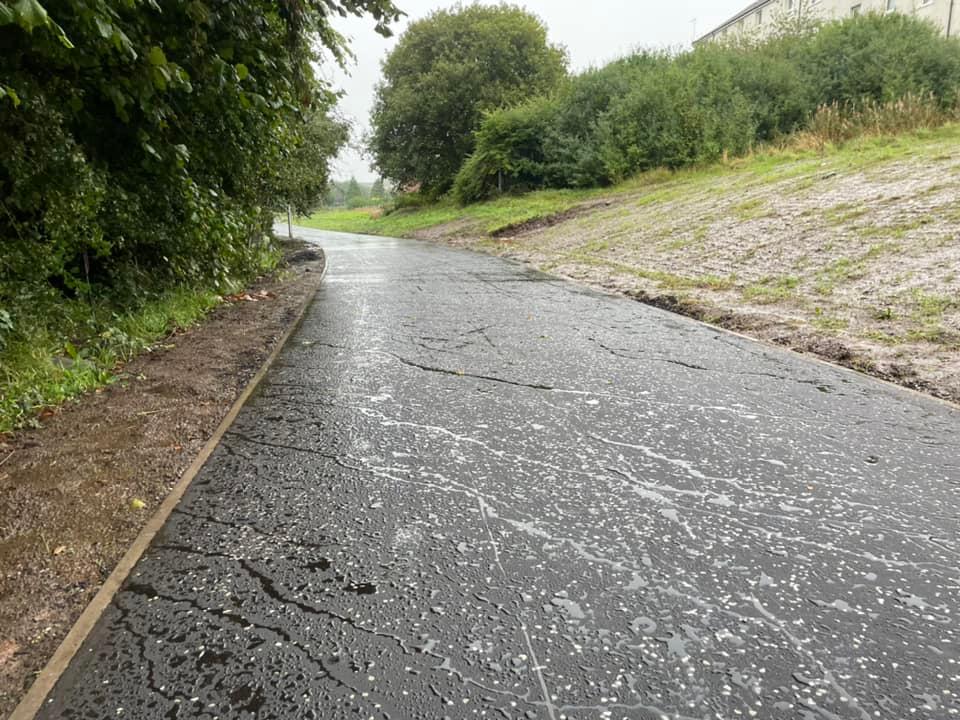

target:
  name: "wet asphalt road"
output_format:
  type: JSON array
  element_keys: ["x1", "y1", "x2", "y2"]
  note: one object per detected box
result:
[{"x1": 37, "y1": 227, "x2": 959, "y2": 720}]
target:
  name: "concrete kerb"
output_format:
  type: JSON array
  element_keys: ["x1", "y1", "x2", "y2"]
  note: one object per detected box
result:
[{"x1": 8, "y1": 247, "x2": 327, "y2": 720}]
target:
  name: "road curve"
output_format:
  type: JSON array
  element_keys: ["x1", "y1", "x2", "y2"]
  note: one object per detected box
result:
[{"x1": 35, "y1": 227, "x2": 959, "y2": 719}]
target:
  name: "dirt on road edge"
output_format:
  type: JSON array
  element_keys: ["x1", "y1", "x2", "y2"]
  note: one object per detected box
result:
[{"x1": 0, "y1": 242, "x2": 325, "y2": 718}]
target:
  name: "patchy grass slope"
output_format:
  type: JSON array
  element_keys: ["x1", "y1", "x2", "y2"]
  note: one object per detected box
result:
[
  {"x1": 305, "y1": 126, "x2": 960, "y2": 402},
  {"x1": 299, "y1": 187, "x2": 615, "y2": 238}
]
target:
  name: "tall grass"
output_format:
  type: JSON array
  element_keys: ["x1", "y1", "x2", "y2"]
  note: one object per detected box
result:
[{"x1": 794, "y1": 93, "x2": 960, "y2": 149}]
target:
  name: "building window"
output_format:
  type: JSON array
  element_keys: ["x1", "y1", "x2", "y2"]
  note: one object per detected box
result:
[
  {"x1": 886, "y1": 0, "x2": 896, "y2": 10},
  {"x1": 851, "y1": 4, "x2": 861, "y2": 15},
  {"x1": 757, "y1": 9, "x2": 763, "y2": 24}
]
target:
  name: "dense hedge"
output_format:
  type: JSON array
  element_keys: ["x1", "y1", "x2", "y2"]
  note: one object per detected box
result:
[
  {"x1": 0, "y1": 0, "x2": 397, "y2": 320},
  {"x1": 454, "y1": 13, "x2": 960, "y2": 203}
]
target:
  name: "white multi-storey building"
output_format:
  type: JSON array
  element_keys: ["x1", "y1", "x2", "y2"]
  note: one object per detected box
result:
[{"x1": 696, "y1": 0, "x2": 957, "y2": 43}]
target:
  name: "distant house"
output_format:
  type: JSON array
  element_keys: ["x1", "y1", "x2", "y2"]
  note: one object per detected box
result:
[{"x1": 695, "y1": 0, "x2": 957, "y2": 44}]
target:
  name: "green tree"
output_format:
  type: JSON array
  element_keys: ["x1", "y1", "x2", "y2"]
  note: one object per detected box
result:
[
  {"x1": 368, "y1": 3, "x2": 567, "y2": 195},
  {"x1": 0, "y1": 0, "x2": 400, "y2": 295},
  {"x1": 271, "y1": 110, "x2": 351, "y2": 217}
]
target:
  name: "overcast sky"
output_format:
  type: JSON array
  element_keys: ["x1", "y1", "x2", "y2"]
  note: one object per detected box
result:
[{"x1": 322, "y1": 1, "x2": 749, "y2": 182}]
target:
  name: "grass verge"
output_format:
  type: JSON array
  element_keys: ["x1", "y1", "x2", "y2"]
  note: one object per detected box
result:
[
  {"x1": 299, "y1": 187, "x2": 611, "y2": 237},
  {"x1": 303, "y1": 124, "x2": 960, "y2": 240},
  {"x1": 0, "y1": 250, "x2": 282, "y2": 433},
  {"x1": 0, "y1": 288, "x2": 223, "y2": 433}
]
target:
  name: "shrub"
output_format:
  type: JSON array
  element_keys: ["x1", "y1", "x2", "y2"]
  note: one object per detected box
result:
[
  {"x1": 802, "y1": 12, "x2": 960, "y2": 107},
  {"x1": 452, "y1": 97, "x2": 558, "y2": 204},
  {"x1": 453, "y1": 53, "x2": 669, "y2": 202},
  {"x1": 543, "y1": 53, "x2": 670, "y2": 188},
  {"x1": 453, "y1": 12, "x2": 960, "y2": 202},
  {"x1": 600, "y1": 74, "x2": 756, "y2": 182}
]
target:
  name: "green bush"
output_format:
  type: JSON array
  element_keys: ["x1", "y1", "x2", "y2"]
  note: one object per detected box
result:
[
  {"x1": 803, "y1": 12, "x2": 960, "y2": 107},
  {"x1": 453, "y1": 97, "x2": 558, "y2": 204},
  {"x1": 453, "y1": 54, "x2": 668, "y2": 202},
  {"x1": 596, "y1": 65, "x2": 748, "y2": 181},
  {"x1": 454, "y1": 12, "x2": 960, "y2": 202},
  {"x1": 0, "y1": 0, "x2": 397, "y2": 294}
]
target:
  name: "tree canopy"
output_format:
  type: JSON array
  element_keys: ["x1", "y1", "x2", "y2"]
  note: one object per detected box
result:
[
  {"x1": 1, "y1": 0, "x2": 400, "y2": 296},
  {"x1": 368, "y1": 3, "x2": 567, "y2": 195}
]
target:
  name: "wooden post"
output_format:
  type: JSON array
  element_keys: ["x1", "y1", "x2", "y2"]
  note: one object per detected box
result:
[{"x1": 287, "y1": 205, "x2": 293, "y2": 240}]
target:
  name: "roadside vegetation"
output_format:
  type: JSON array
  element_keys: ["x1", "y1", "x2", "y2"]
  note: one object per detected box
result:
[
  {"x1": 0, "y1": 0, "x2": 401, "y2": 431},
  {"x1": 2, "y1": 290, "x2": 210, "y2": 431},
  {"x1": 451, "y1": 13, "x2": 960, "y2": 202},
  {"x1": 360, "y1": 11, "x2": 960, "y2": 205},
  {"x1": 367, "y1": 4, "x2": 568, "y2": 195},
  {"x1": 305, "y1": 121, "x2": 960, "y2": 239}
]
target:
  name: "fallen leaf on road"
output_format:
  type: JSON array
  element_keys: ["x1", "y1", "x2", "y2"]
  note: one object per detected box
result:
[
  {"x1": 130, "y1": 498, "x2": 146, "y2": 510},
  {"x1": 52, "y1": 545, "x2": 67, "y2": 556}
]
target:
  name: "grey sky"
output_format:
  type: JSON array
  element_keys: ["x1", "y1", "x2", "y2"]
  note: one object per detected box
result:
[{"x1": 322, "y1": 1, "x2": 750, "y2": 182}]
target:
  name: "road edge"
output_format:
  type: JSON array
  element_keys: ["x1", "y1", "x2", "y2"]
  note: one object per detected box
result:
[{"x1": 8, "y1": 249, "x2": 327, "y2": 720}]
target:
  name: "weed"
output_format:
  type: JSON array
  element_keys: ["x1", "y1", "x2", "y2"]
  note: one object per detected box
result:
[
  {"x1": 823, "y1": 202, "x2": 868, "y2": 225},
  {"x1": 811, "y1": 314, "x2": 850, "y2": 332},
  {"x1": 906, "y1": 324, "x2": 958, "y2": 346},
  {"x1": 863, "y1": 330, "x2": 903, "y2": 345},
  {"x1": 731, "y1": 198, "x2": 770, "y2": 221},
  {"x1": 815, "y1": 257, "x2": 865, "y2": 295},
  {"x1": 858, "y1": 217, "x2": 929, "y2": 240},
  {"x1": 664, "y1": 224, "x2": 708, "y2": 251},
  {"x1": 743, "y1": 276, "x2": 801, "y2": 304},
  {"x1": 910, "y1": 289, "x2": 954, "y2": 320},
  {"x1": 794, "y1": 93, "x2": 957, "y2": 150}
]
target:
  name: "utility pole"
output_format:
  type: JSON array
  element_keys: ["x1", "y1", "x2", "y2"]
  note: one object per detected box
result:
[
  {"x1": 948, "y1": 0, "x2": 956, "y2": 38},
  {"x1": 287, "y1": 205, "x2": 293, "y2": 240}
]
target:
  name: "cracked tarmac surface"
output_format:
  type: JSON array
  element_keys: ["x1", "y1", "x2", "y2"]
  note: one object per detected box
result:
[{"x1": 35, "y1": 228, "x2": 959, "y2": 719}]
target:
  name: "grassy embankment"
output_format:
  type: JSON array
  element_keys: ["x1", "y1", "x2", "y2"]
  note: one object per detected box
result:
[
  {"x1": 302, "y1": 125, "x2": 960, "y2": 241},
  {"x1": 299, "y1": 186, "x2": 615, "y2": 238},
  {"x1": 303, "y1": 124, "x2": 960, "y2": 401}
]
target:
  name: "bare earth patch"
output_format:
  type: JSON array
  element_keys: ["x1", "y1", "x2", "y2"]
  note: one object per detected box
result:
[
  {"x1": 415, "y1": 138, "x2": 960, "y2": 404},
  {"x1": 0, "y1": 243, "x2": 324, "y2": 718}
]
